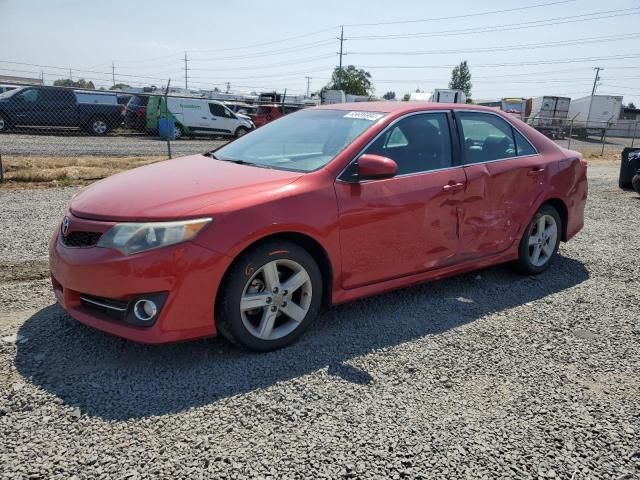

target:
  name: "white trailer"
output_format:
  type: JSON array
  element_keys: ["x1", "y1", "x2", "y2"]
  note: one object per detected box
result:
[
  {"x1": 429, "y1": 89, "x2": 466, "y2": 103},
  {"x1": 568, "y1": 95, "x2": 623, "y2": 138},
  {"x1": 527, "y1": 96, "x2": 571, "y2": 138}
]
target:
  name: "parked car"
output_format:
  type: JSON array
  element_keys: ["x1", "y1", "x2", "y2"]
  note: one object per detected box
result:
[
  {"x1": 252, "y1": 103, "x2": 303, "y2": 127},
  {"x1": 224, "y1": 101, "x2": 258, "y2": 116},
  {"x1": 0, "y1": 86, "x2": 124, "y2": 135},
  {"x1": 146, "y1": 96, "x2": 254, "y2": 139},
  {"x1": 49, "y1": 103, "x2": 587, "y2": 351},
  {"x1": 123, "y1": 94, "x2": 150, "y2": 132}
]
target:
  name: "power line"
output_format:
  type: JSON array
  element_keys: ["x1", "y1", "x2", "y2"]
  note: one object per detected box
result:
[
  {"x1": 344, "y1": 0, "x2": 576, "y2": 27},
  {"x1": 347, "y1": 8, "x2": 640, "y2": 40},
  {"x1": 188, "y1": 39, "x2": 335, "y2": 62},
  {"x1": 347, "y1": 33, "x2": 640, "y2": 56}
]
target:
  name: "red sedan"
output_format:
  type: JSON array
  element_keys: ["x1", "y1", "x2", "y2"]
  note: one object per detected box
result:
[{"x1": 49, "y1": 102, "x2": 587, "y2": 351}]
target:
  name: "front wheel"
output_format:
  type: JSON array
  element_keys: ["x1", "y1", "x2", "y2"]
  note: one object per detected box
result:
[
  {"x1": 235, "y1": 126, "x2": 249, "y2": 138},
  {"x1": 632, "y1": 173, "x2": 640, "y2": 195},
  {"x1": 216, "y1": 241, "x2": 323, "y2": 351},
  {"x1": 514, "y1": 205, "x2": 562, "y2": 275}
]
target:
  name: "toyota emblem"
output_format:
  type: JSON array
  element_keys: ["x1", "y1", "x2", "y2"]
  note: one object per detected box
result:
[{"x1": 61, "y1": 216, "x2": 70, "y2": 237}]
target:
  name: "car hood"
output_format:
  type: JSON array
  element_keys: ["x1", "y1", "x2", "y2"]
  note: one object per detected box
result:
[{"x1": 70, "y1": 154, "x2": 304, "y2": 221}]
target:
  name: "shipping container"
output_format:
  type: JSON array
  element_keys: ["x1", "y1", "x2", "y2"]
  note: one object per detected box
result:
[{"x1": 430, "y1": 89, "x2": 466, "y2": 103}]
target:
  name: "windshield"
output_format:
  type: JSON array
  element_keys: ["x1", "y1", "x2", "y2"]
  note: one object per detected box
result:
[
  {"x1": 213, "y1": 109, "x2": 384, "y2": 172},
  {"x1": 0, "y1": 87, "x2": 21, "y2": 99}
]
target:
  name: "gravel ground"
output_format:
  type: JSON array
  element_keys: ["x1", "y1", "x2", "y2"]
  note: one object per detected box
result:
[
  {"x1": 0, "y1": 131, "x2": 636, "y2": 157},
  {"x1": 0, "y1": 164, "x2": 639, "y2": 479},
  {"x1": 0, "y1": 132, "x2": 227, "y2": 157}
]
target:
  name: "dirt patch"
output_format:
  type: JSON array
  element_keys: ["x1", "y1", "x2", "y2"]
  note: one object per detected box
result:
[
  {"x1": 0, "y1": 155, "x2": 166, "y2": 188},
  {"x1": 0, "y1": 260, "x2": 50, "y2": 283}
]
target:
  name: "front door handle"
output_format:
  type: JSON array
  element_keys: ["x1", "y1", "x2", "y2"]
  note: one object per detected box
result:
[
  {"x1": 442, "y1": 182, "x2": 465, "y2": 192},
  {"x1": 527, "y1": 168, "x2": 545, "y2": 176}
]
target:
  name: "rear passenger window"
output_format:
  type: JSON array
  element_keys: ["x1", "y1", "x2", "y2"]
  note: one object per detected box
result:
[
  {"x1": 514, "y1": 129, "x2": 537, "y2": 156},
  {"x1": 458, "y1": 112, "x2": 516, "y2": 164},
  {"x1": 364, "y1": 113, "x2": 452, "y2": 175}
]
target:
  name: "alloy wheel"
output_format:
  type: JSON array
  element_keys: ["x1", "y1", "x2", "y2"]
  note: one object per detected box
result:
[
  {"x1": 240, "y1": 259, "x2": 312, "y2": 341},
  {"x1": 92, "y1": 120, "x2": 107, "y2": 135},
  {"x1": 528, "y1": 214, "x2": 558, "y2": 267}
]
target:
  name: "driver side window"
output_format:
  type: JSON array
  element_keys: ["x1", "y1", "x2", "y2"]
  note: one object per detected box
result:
[
  {"x1": 17, "y1": 88, "x2": 39, "y2": 103},
  {"x1": 363, "y1": 113, "x2": 453, "y2": 175}
]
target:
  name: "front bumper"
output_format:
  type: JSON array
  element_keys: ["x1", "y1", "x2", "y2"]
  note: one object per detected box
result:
[{"x1": 48, "y1": 215, "x2": 233, "y2": 344}]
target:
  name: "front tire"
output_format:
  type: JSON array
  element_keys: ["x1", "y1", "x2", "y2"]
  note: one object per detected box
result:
[
  {"x1": 515, "y1": 205, "x2": 562, "y2": 275},
  {"x1": 216, "y1": 241, "x2": 323, "y2": 352},
  {"x1": 632, "y1": 173, "x2": 640, "y2": 195},
  {"x1": 235, "y1": 126, "x2": 249, "y2": 138}
]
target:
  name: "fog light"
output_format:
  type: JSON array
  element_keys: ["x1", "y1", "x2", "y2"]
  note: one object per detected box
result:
[{"x1": 133, "y1": 299, "x2": 158, "y2": 322}]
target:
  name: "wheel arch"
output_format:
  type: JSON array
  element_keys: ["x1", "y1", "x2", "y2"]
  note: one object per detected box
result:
[
  {"x1": 214, "y1": 231, "x2": 334, "y2": 312},
  {"x1": 540, "y1": 198, "x2": 569, "y2": 242}
]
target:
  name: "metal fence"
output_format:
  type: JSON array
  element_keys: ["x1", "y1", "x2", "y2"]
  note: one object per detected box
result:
[{"x1": 1, "y1": 85, "x2": 638, "y2": 183}]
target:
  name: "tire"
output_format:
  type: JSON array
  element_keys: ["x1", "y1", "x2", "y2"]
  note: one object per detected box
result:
[
  {"x1": 216, "y1": 240, "x2": 323, "y2": 352},
  {"x1": 173, "y1": 124, "x2": 183, "y2": 140},
  {"x1": 632, "y1": 173, "x2": 640, "y2": 195},
  {"x1": 0, "y1": 113, "x2": 10, "y2": 133},
  {"x1": 514, "y1": 204, "x2": 562, "y2": 275},
  {"x1": 88, "y1": 117, "x2": 110, "y2": 136},
  {"x1": 235, "y1": 126, "x2": 249, "y2": 138}
]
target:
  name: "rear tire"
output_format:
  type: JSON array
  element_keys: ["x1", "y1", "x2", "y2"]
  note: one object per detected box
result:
[
  {"x1": 514, "y1": 204, "x2": 562, "y2": 275},
  {"x1": 632, "y1": 173, "x2": 640, "y2": 195},
  {"x1": 88, "y1": 117, "x2": 110, "y2": 136},
  {"x1": 173, "y1": 124, "x2": 183, "y2": 140},
  {"x1": 216, "y1": 240, "x2": 323, "y2": 352},
  {"x1": 0, "y1": 113, "x2": 11, "y2": 133}
]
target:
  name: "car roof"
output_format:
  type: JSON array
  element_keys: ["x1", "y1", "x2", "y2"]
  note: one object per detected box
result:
[{"x1": 315, "y1": 101, "x2": 501, "y2": 114}]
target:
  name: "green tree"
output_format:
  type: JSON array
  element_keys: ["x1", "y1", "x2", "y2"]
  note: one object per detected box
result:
[
  {"x1": 53, "y1": 78, "x2": 96, "y2": 89},
  {"x1": 109, "y1": 83, "x2": 131, "y2": 90},
  {"x1": 448, "y1": 60, "x2": 472, "y2": 98},
  {"x1": 402, "y1": 93, "x2": 411, "y2": 101},
  {"x1": 382, "y1": 91, "x2": 396, "y2": 100},
  {"x1": 325, "y1": 65, "x2": 374, "y2": 96},
  {"x1": 627, "y1": 102, "x2": 636, "y2": 109}
]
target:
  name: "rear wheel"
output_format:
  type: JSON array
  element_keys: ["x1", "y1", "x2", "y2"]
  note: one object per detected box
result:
[
  {"x1": 0, "y1": 113, "x2": 9, "y2": 133},
  {"x1": 216, "y1": 241, "x2": 322, "y2": 352},
  {"x1": 89, "y1": 117, "x2": 109, "y2": 135},
  {"x1": 515, "y1": 205, "x2": 562, "y2": 275},
  {"x1": 173, "y1": 124, "x2": 183, "y2": 140},
  {"x1": 632, "y1": 173, "x2": 640, "y2": 195}
]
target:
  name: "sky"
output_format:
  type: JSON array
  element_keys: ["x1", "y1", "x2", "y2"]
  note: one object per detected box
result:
[{"x1": 0, "y1": 0, "x2": 639, "y2": 105}]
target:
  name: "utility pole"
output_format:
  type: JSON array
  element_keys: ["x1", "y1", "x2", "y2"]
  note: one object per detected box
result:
[
  {"x1": 591, "y1": 66, "x2": 603, "y2": 96},
  {"x1": 305, "y1": 76, "x2": 312, "y2": 97},
  {"x1": 69, "y1": 68, "x2": 73, "y2": 81},
  {"x1": 226, "y1": 82, "x2": 230, "y2": 94},
  {"x1": 40, "y1": 70, "x2": 44, "y2": 85},
  {"x1": 111, "y1": 61, "x2": 116, "y2": 87},
  {"x1": 337, "y1": 25, "x2": 344, "y2": 89},
  {"x1": 183, "y1": 52, "x2": 189, "y2": 89}
]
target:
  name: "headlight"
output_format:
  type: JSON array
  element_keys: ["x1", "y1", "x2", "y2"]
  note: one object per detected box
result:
[{"x1": 97, "y1": 218, "x2": 211, "y2": 255}]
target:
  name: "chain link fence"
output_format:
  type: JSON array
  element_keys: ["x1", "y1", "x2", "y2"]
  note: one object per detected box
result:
[{"x1": 0, "y1": 84, "x2": 637, "y2": 184}]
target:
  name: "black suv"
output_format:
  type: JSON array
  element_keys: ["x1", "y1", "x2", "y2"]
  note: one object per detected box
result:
[{"x1": 0, "y1": 86, "x2": 124, "y2": 135}]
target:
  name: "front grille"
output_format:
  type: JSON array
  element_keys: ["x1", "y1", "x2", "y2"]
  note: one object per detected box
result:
[
  {"x1": 61, "y1": 231, "x2": 102, "y2": 248},
  {"x1": 80, "y1": 294, "x2": 128, "y2": 320}
]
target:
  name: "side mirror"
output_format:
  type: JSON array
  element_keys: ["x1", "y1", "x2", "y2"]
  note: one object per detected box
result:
[{"x1": 356, "y1": 154, "x2": 398, "y2": 180}]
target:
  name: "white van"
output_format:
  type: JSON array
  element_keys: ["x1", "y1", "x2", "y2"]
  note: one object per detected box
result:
[{"x1": 165, "y1": 97, "x2": 254, "y2": 138}]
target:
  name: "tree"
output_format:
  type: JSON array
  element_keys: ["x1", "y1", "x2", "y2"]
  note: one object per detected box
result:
[
  {"x1": 109, "y1": 83, "x2": 131, "y2": 90},
  {"x1": 53, "y1": 78, "x2": 95, "y2": 89},
  {"x1": 325, "y1": 65, "x2": 374, "y2": 96},
  {"x1": 627, "y1": 102, "x2": 636, "y2": 109},
  {"x1": 402, "y1": 93, "x2": 411, "y2": 101},
  {"x1": 449, "y1": 60, "x2": 472, "y2": 98},
  {"x1": 382, "y1": 91, "x2": 396, "y2": 100}
]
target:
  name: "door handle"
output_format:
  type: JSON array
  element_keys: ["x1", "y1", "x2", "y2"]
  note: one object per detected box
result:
[
  {"x1": 442, "y1": 182, "x2": 465, "y2": 192},
  {"x1": 527, "y1": 168, "x2": 545, "y2": 176}
]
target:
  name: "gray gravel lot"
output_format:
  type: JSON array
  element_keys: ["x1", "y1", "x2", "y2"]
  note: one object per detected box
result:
[
  {"x1": 0, "y1": 132, "x2": 227, "y2": 157},
  {"x1": 0, "y1": 164, "x2": 638, "y2": 479},
  {"x1": 0, "y1": 131, "x2": 636, "y2": 157}
]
